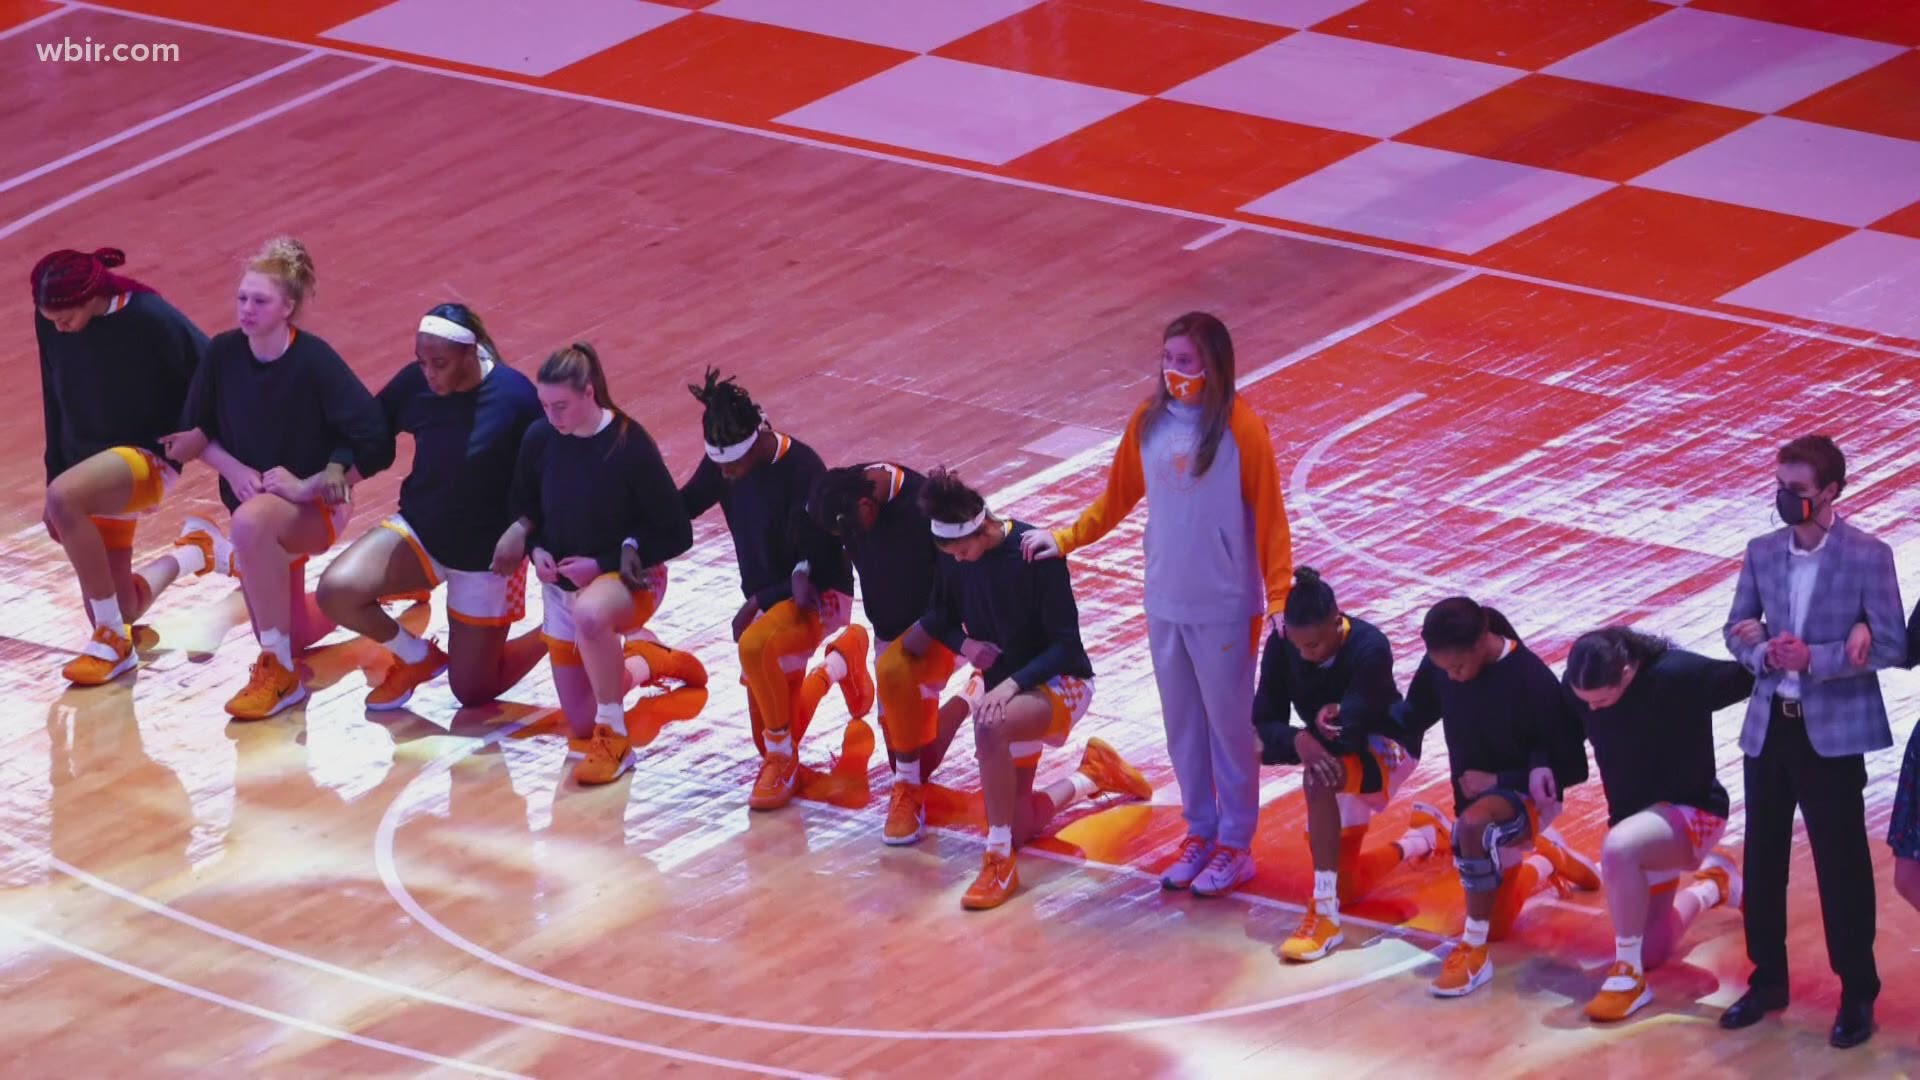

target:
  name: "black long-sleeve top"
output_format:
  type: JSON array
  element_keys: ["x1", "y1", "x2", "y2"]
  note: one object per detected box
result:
[
  {"x1": 38, "y1": 291, "x2": 207, "y2": 481},
  {"x1": 512, "y1": 414, "x2": 690, "y2": 579},
  {"x1": 1394, "y1": 635, "x2": 1590, "y2": 814},
  {"x1": 917, "y1": 521, "x2": 1093, "y2": 693},
  {"x1": 681, "y1": 433, "x2": 853, "y2": 609},
  {"x1": 1569, "y1": 648, "x2": 1752, "y2": 825},
  {"x1": 1252, "y1": 616, "x2": 1406, "y2": 766},
  {"x1": 820, "y1": 464, "x2": 941, "y2": 643},
  {"x1": 182, "y1": 328, "x2": 394, "y2": 511},
  {"x1": 1907, "y1": 597, "x2": 1920, "y2": 669},
  {"x1": 376, "y1": 361, "x2": 542, "y2": 573}
]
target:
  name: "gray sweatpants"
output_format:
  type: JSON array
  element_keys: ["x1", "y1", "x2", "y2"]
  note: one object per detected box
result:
[{"x1": 1149, "y1": 616, "x2": 1260, "y2": 850}]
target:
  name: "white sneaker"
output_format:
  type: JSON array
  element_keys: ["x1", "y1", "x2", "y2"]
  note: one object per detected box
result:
[
  {"x1": 175, "y1": 514, "x2": 236, "y2": 577},
  {"x1": 1191, "y1": 846, "x2": 1255, "y2": 897},
  {"x1": 1161, "y1": 836, "x2": 1214, "y2": 890}
]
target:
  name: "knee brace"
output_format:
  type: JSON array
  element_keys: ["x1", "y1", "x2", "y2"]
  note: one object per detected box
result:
[{"x1": 1453, "y1": 796, "x2": 1530, "y2": 894}]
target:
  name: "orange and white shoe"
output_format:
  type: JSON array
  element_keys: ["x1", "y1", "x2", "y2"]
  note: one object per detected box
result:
[
  {"x1": 962, "y1": 850, "x2": 1020, "y2": 910},
  {"x1": 225, "y1": 652, "x2": 306, "y2": 720},
  {"x1": 175, "y1": 515, "x2": 235, "y2": 577},
  {"x1": 573, "y1": 725, "x2": 635, "y2": 786},
  {"x1": 366, "y1": 640, "x2": 449, "y2": 711},
  {"x1": 827, "y1": 625, "x2": 874, "y2": 718},
  {"x1": 1584, "y1": 961, "x2": 1652, "y2": 1022},
  {"x1": 62, "y1": 625, "x2": 137, "y2": 686},
  {"x1": 750, "y1": 752, "x2": 799, "y2": 810},
  {"x1": 883, "y1": 780, "x2": 925, "y2": 846},
  {"x1": 1277, "y1": 903, "x2": 1344, "y2": 963},
  {"x1": 1696, "y1": 851, "x2": 1743, "y2": 912},
  {"x1": 1430, "y1": 941, "x2": 1493, "y2": 997},
  {"x1": 130, "y1": 624, "x2": 160, "y2": 652},
  {"x1": 1077, "y1": 737, "x2": 1153, "y2": 801},
  {"x1": 1409, "y1": 801, "x2": 1452, "y2": 864},
  {"x1": 1537, "y1": 828, "x2": 1602, "y2": 892}
]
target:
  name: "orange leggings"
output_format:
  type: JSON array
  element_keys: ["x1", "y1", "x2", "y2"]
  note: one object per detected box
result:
[
  {"x1": 739, "y1": 600, "x2": 824, "y2": 746},
  {"x1": 1335, "y1": 824, "x2": 1410, "y2": 908},
  {"x1": 874, "y1": 639, "x2": 957, "y2": 755}
]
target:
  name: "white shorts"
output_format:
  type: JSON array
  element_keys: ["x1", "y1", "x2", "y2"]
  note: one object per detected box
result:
[
  {"x1": 382, "y1": 514, "x2": 527, "y2": 627},
  {"x1": 959, "y1": 670, "x2": 1094, "y2": 767},
  {"x1": 541, "y1": 563, "x2": 666, "y2": 645},
  {"x1": 1332, "y1": 734, "x2": 1419, "y2": 828},
  {"x1": 1646, "y1": 804, "x2": 1730, "y2": 888}
]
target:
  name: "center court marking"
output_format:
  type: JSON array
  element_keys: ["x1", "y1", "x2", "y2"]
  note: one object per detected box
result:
[{"x1": 374, "y1": 720, "x2": 1435, "y2": 1042}]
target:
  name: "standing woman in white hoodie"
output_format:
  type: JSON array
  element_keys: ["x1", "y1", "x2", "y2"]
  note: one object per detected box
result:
[{"x1": 1024, "y1": 312, "x2": 1292, "y2": 897}]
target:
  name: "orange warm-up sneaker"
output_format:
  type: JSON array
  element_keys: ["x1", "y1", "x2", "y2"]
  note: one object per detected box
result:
[
  {"x1": 366, "y1": 640, "x2": 449, "y2": 711},
  {"x1": 962, "y1": 850, "x2": 1020, "y2": 910},
  {"x1": 225, "y1": 652, "x2": 305, "y2": 720}
]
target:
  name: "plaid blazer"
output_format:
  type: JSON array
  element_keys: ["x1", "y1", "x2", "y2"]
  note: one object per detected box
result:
[{"x1": 1723, "y1": 517, "x2": 1907, "y2": 758}]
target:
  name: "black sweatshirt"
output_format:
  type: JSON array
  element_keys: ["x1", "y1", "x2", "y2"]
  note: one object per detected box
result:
[
  {"x1": 513, "y1": 414, "x2": 690, "y2": 579},
  {"x1": 1394, "y1": 636, "x2": 1590, "y2": 814},
  {"x1": 376, "y1": 361, "x2": 542, "y2": 573},
  {"x1": 918, "y1": 521, "x2": 1093, "y2": 693},
  {"x1": 681, "y1": 433, "x2": 853, "y2": 608},
  {"x1": 1568, "y1": 648, "x2": 1751, "y2": 825},
  {"x1": 182, "y1": 328, "x2": 394, "y2": 511},
  {"x1": 1252, "y1": 617, "x2": 1406, "y2": 766},
  {"x1": 38, "y1": 292, "x2": 208, "y2": 481},
  {"x1": 818, "y1": 464, "x2": 941, "y2": 642}
]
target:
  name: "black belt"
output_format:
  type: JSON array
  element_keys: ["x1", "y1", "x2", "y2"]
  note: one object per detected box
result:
[{"x1": 1773, "y1": 697, "x2": 1804, "y2": 720}]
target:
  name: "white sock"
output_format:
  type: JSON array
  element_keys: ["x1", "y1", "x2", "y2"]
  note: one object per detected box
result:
[
  {"x1": 1615, "y1": 935, "x2": 1644, "y2": 972},
  {"x1": 764, "y1": 728, "x2": 793, "y2": 758},
  {"x1": 1674, "y1": 877, "x2": 1721, "y2": 923},
  {"x1": 1313, "y1": 869, "x2": 1340, "y2": 910},
  {"x1": 1066, "y1": 771, "x2": 1098, "y2": 805},
  {"x1": 595, "y1": 700, "x2": 627, "y2": 738},
  {"x1": 986, "y1": 824, "x2": 1012, "y2": 856},
  {"x1": 259, "y1": 628, "x2": 292, "y2": 668},
  {"x1": 384, "y1": 627, "x2": 429, "y2": 664},
  {"x1": 1464, "y1": 917, "x2": 1490, "y2": 948},
  {"x1": 171, "y1": 544, "x2": 207, "y2": 576},
  {"x1": 1397, "y1": 827, "x2": 1435, "y2": 861},
  {"x1": 896, "y1": 757, "x2": 921, "y2": 785},
  {"x1": 823, "y1": 651, "x2": 849, "y2": 682},
  {"x1": 87, "y1": 596, "x2": 127, "y2": 636}
]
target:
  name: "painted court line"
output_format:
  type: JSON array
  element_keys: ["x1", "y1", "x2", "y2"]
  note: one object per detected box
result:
[
  {"x1": 0, "y1": 60, "x2": 385, "y2": 241},
  {"x1": 0, "y1": 832, "x2": 833, "y2": 1079},
  {"x1": 61, "y1": 3, "x2": 1920, "y2": 361},
  {"x1": 0, "y1": 3, "x2": 72, "y2": 41},
  {"x1": 0, "y1": 911, "x2": 530, "y2": 1079},
  {"x1": 1182, "y1": 223, "x2": 1239, "y2": 251},
  {"x1": 0, "y1": 51, "x2": 325, "y2": 196},
  {"x1": 1288, "y1": 392, "x2": 1439, "y2": 592},
  {"x1": 374, "y1": 722, "x2": 1438, "y2": 1042}
]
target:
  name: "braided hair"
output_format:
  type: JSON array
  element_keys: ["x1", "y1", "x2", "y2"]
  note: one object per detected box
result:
[
  {"x1": 31, "y1": 247, "x2": 154, "y2": 309},
  {"x1": 688, "y1": 367, "x2": 764, "y2": 450}
]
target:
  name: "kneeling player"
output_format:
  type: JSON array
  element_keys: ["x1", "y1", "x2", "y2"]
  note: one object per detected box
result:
[
  {"x1": 1396, "y1": 596, "x2": 1598, "y2": 997},
  {"x1": 1252, "y1": 567, "x2": 1444, "y2": 961},
  {"x1": 899, "y1": 469, "x2": 1151, "y2": 909},
  {"x1": 1565, "y1": 627, "x2": 1752, "y2": 1021}
]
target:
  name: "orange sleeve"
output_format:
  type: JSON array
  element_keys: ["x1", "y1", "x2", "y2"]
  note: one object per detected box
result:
[
  {"x1": 1053, "y1": 403, "x2": 1149, "y2": 556},
  {"x1": 1231, "y1": 400, "x2": 1293, "y2": 616}
]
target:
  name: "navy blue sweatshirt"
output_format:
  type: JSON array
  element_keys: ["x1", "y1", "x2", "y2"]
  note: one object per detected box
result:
[
  {"x1": 182, "y1": 328, "x2": 394, "y2": 511},
  {"x1": 376, "y1": 361, "x2": 542, "y2": 573},
  {"x1": 1394, "y1": 635, "x2": 1590, "y2": 814},
  {"x1": 38, "y1": 291, "x2": 207, "y2": 481},
  {"x1": 1569, "y1": 647, "x2": 1751, "y2": 825},
  {"x1": 681, "y1": 433, "x2": 853, "y2": 608},
  {"x1": 513, "y1": 414, "x2": 690, "y2": 581},
  {"x1": 1252, "y1": 616, "x2": 1407, "y2": 767},
  {"x1": 816, "y1": 464, "x2": 940, "y2": 642},
  {"x1": 918, "y1": 521, "x2": 1093, "y2": 693}
]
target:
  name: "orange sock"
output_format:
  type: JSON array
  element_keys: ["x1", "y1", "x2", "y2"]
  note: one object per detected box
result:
[
  {"x1": 1336, "y1": 825, "x2": 1406, "y2": 907},
  {"x1": 738, "y1": 600, "x2": 823, "y2": 752},
  {"x1": 1489, "y1": 855, "x2": 1549, "y2": 942},
  {"x1": 875, "y1": 639, "x2": 955, "y2": 757}
]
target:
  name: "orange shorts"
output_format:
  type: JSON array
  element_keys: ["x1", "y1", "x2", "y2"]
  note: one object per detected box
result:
[
  {"x1": 962, "y1": 671, "x2": 1094, "y2": 769},
  {"x1": 1329, "y1": 735, "x2": 1416, "y2": 827}
]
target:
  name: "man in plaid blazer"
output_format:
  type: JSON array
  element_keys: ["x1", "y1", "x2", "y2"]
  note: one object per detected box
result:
[{"x1": 1719, "y1": 435, "x2": 1906, "y2": 1049}]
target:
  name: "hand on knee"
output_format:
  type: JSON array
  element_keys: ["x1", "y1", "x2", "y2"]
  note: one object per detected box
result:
[{"x1": 973, "y1": 717, "x2": 1008, "y2": 756}]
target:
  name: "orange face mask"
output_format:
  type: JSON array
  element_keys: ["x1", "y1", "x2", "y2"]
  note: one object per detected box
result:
[{"x1": 1164, "y1": 369, "x2": 1205, "y2": 403}]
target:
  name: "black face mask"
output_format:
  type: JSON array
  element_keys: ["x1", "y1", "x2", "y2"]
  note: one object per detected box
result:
[{"x1": 1776, "y1": 486, "x2": 1825, "y2": 527}]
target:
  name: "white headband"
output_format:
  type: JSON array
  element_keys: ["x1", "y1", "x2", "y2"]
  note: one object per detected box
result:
[
  {"x1": 930, "y1": 508, "x2": 988, "y2": 540},
  {"x1": 705, "y1": 430, "x2": 760, "y2": 464},
  {"x1": 418, "y1": 314, "x2": 476, "y2": 344}
]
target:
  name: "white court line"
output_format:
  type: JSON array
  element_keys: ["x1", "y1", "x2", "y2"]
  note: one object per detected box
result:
[
  {"x1": 1182, "y1": 224, "x2": 1239, "y2": 251},
  {"x1": 1287, "y1": 392, "x2": 1437, "y2": 591},
  {"x1": 374, "y1": 722, "x2": 1439, "y2": 1042},
  {"x1": 0, "y1": 912, "x2": 530, "y2": 1079},
  {"x1": 0, "y1": 60, "x2": 386, "y2": 241},
  {"x1": 0, "y1": 2, "x2": 72, "y2": 40},
  {"x1": 0, "y1": 51, "x2": 324, "y2": 195},
  {"x1": 60, "y1": 2, "x2": 1920, "y2": 361},
  {"x1": 0, "y1": 833, "x2": 832, "y2": 1079}
]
